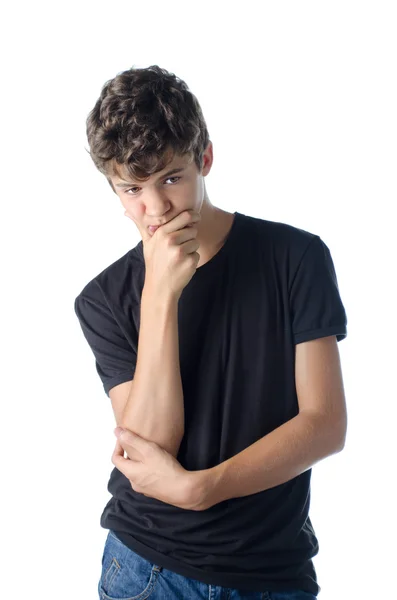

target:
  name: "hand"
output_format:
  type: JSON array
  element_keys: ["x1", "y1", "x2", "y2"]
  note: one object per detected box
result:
[
  {"x1": 112, "y1": 427, "x2": 198, "y2": 510},
  {"x1": 142, "y1": 210, "x2": 202, "y2": 300}
]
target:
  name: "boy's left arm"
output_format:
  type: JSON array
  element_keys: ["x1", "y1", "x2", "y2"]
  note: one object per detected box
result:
[{"x1": 190, "y1": 335, "x2": 347, "y2": 511}]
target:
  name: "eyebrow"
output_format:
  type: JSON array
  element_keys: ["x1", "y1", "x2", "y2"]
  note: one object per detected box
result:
[{"x1": 115, "y1": 167, "x2": 185, "y2": 188}]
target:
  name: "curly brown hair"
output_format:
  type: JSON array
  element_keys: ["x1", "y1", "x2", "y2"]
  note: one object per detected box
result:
[{"x1": 85, "y1": 65, "x2": 211, "y2": 193}]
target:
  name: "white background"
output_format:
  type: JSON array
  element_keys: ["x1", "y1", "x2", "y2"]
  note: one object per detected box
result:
[{"x1": 2, "y1": 1, "x2": 396, "y2": 598}]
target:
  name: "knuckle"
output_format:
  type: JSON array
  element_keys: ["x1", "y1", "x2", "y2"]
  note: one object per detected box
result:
[{"x1": 172, "y1": 245, "x2": 183, "y2": 259}]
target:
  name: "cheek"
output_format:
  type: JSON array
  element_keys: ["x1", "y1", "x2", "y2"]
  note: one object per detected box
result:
[
  {"x1": 177, "y1": 180, "x2": 200, "y2": 203},
  {"x1": 123, "y1": 203, "x2": 145, "y2": 221}
]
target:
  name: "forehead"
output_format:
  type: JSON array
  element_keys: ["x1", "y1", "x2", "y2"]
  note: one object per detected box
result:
[{"x1": 111, "y1": 151, "x2": 194, "y2": 183}]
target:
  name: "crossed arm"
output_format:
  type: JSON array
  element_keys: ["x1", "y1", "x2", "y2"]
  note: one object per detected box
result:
[
  {"x1": 184, "y1": 334, "x2": 347, "y2": 510},
  {"x1": 114, "y1": 331, "x2": 347, "y2": 511}
]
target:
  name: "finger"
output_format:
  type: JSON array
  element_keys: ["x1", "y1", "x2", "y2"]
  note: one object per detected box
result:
[
  {"x1": 115, "y1": 437, "x2": 141, "y2": 462},
  {"x1": 112, "y1": 453, "x2": 131, "y2": 480},
  {"x1": 113, "y1": 436, "x2": 143, "y2": 466},
  {"x1": 112, "y1": 440, "x2": 125, "y2": 464},
  {"x1": 112, "y1": 444, "x2": 139, "y2": 475},
  {"x1": 119, "y1": 429, "x2": 155, "y2": 457},
  {"x1": 112, "y1": 452, "x2": 144, "y2": 495},
  {"x1": 162, "y1": 210, "x2": 200, "y2": 235},
  {"x1": 114, "y1": 438, "x2": 126, "y2": 458}
]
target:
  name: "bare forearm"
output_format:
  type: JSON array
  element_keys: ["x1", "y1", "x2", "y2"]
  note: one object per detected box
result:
[
  {"x1": 193, "y1": 411, "x2": 345, "y2": 510},
  {"x1": 120, "y1": 287, "x2": 184, "y2": 457}
]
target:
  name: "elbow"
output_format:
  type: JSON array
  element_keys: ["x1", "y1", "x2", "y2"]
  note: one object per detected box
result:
[
  {"x1": 154, "y1": 433, "x2": 184, "y2": 459},
  {"x1": 338, "y1": 414, "x2": 348, "y2": 451},
  {"x1": 118, "y1": 421, "x2": 184, "y2": 459},
  {"x1": 328, "y1": 410, "x2": 348, "y2": 453},
  {"x1": 333, "y1": 423, "x2": 347, "y2": 453}
]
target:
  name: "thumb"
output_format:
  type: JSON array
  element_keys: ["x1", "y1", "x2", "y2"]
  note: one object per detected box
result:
[
  {"x1": 115, "y1": 428, "x2": 153, "y2": 452},
  {"x1": 114, "y1": 427, "x2": 136, "y2": 440}
]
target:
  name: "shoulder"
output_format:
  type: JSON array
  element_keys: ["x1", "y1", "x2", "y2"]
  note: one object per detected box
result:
[
  {"x1": 75, "y1": 243, "x2": 144, "y2": 307},
  {"x1": 237, "y1": 212, "x2": 321, "y2": 266},
  {"x1": 240, "y1": 212, "x2": 317, "y2": 244}
]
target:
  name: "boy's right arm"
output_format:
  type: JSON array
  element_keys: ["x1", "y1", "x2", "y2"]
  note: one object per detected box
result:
[
  {"x1": 109, "y1": 209, "x2": 201, "y2": 460},
  {"x1": 115, "y1": 285, "x2": 185, "y2": 459}
]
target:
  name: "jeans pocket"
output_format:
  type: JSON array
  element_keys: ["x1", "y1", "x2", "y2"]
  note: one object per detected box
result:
[{"x1": 98, "y1": 531, "x2": 162, "y2": 600}]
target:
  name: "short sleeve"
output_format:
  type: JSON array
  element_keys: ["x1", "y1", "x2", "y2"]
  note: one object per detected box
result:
[
  {"x1": 289, "y1": 235, "x2": 347, "y2": 345},
  {"x1": 74, "y1": 289, "x2": 137, "y2": 397}
]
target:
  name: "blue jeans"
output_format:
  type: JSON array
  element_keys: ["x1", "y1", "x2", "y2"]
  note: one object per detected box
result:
[{"x1": 98, "y1": 530, "x2": 317, "y2": 600}]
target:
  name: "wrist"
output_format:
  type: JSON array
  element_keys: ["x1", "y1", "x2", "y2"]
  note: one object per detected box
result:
[
  {"x1": 185, "y1": 464, "x2": 226, "y2": 511},
  {"x1": 142, "y1": 284, "x2": 180, "y2": 308}
]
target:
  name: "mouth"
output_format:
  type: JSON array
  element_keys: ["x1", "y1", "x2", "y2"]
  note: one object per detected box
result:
[
  {"x1": 148, "y1": 225, "x2": 163, "y2": 234},
  {"x1": 147, "y1": 218, "x2": 195, "y2": 233}
]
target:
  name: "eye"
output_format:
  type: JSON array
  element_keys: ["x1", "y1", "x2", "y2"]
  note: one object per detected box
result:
[
  {"x1": 125, "y1": 176, "x2": 181, "y2": 196},
  {"x1": 125, "y1": 186, "x2": 140, "y2": 195},
  {"x1": 166, "y1": 176, "x2": 181, "y2": 184}
]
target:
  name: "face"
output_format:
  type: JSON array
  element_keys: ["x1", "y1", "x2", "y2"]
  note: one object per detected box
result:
[{"x1": 108, "y1": 142, "x2": 213, "y2": 239}]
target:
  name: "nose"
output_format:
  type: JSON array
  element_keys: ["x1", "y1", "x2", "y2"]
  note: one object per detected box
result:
[{"x1": 144, "y1": 191, "x2": 171, "y2": 217}]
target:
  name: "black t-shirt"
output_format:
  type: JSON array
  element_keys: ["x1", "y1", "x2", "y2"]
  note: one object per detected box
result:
[{"x1": 74, "y1": 211, "x2": 347, "y2": 596}]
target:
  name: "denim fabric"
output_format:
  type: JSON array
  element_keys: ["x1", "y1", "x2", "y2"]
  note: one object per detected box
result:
[{"x1": 98, "y1": 530, "x2": 317, "y2": 600}]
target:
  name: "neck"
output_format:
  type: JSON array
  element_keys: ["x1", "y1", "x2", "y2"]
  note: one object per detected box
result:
[{"x1": 195, "y1": 194, "x2": 235, "y2": 268}]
